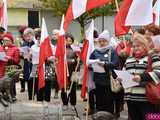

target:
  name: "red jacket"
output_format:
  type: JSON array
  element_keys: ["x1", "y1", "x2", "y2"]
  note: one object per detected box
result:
[{"x1": 0, "y1": 45, "x2": 20, "y2": 78}]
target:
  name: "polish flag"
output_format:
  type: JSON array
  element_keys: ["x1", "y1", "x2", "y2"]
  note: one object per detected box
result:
[
  {"x1": 38, "y1": 18, "x2": 53, "y2": 89},
  {"x1": 55, "y1": 15, "x2": 67, "y2": 89},
  {"x1": 153, "y1": 0, "x2": 160, "y2": 26},
  {"x1": 64, "y1": 0, "x2": 111, "y2": 31},
  {"x1": 0, "y1": 0, "x2": 8, "y2": 30},
  {"x1": 80, "y1": 20, "x2": 95, "y2": 98},
  {"x1": 115, "y1": 0, "x2": 153, "y2": 36}
]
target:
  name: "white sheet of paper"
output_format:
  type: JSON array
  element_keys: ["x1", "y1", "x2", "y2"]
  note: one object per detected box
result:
[
  {"x1": 114, "y1": 70, "x2": 139, "y2": 89},
  {"x1": 88, "y1": 59, "x2": 100, "y2": 64},
  {"x1": 152, "y1": 35, "x2": 160, "y2": 48},
  {"x1": 20, "y1": 46, "x2": 30, "y2": 58},
  {"x1": 0, "y1": 52, "x2": 6, "y2": 61},
  {"x1": 20, "y1": 46, "x2": 30, "y2": 52}
]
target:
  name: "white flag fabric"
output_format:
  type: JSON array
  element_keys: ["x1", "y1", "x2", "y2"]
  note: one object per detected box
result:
[
  {"x1": 125, "y1": 0, "x2": 153, "y2": 26},
  {"x1": 64, "y1": 0, "x2": 111, "y2": 31},
  {"x1": 40, "y1": 18, "x2": 49, "y2": 43},
  {"x1": 72, "y1": 0, "x2": 87, "y2": 19},
  {"x1": 0, "y1": 0, "x2": 8, "y2": 30},
  {"x1": 59, "y1": 15, "x2": 65, "y2": 36},
  {"x1": 153, "y1": 0, "x2": 160, "y2": 26},
  {"x1": 85, "y1": 20, "x2": 95, "y2": 65}
]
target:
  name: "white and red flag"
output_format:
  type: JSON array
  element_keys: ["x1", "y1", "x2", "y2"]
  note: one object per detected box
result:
[
  {"x1": 153, "y1": 0, "x2": 160, "y2": 26},
  {"x1": 55, "y1": 15, "x2": 67, "y2": 89},
  {"x1": 0, "y1": 0, "x2": 8, "y2": 30},
  {"x1": 115, "y1": 0, "x2": 153, "y2": 36},
  {"x1": 80, "y1": 20, "x2": 95, "y2": 98},
  {"x1": 64, "y1": 0, "x2": 111, "y2": 31},
  {"x1": 38, "y1": 18, "x2": 53, "y2": 89}
]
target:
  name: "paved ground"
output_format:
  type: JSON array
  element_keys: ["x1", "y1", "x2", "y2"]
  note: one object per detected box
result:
[{"x1": 0, "y1": 83, "x2": 128, "y2": 120}]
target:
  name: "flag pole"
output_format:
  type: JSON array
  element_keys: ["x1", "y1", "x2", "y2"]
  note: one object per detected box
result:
[
  {"x1": 32, "y1": 77, "x2": 36, "y2": 101},
  {"x1": 85, "y1": 93, "x2": 89, "y2": 120},
  {"x1": 64, "y1": 45, "x2": 67, "y2": 93},
  {"x1": 68, "y1": 57, "x2": 80, "y2": 93},
  {"x1": 115, "y1": 0, "x2": 119, "y2": 12}
]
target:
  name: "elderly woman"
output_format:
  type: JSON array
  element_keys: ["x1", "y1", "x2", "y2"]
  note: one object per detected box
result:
[
  {"x1": 61, "y1": 33, "x2": 78, "y2": 109},
  {"x1": 0, "y1": 32, "x2": 20, "y2": 105},
  {"x1": 21, "y1": 28, "x2": 35, "y2": 93},
  {"x1": 90, "y1": 30, "x2": 119, "y2": 114},
  {"x1": 123, "y1": 33, "x2": 160, "y2": 120}
]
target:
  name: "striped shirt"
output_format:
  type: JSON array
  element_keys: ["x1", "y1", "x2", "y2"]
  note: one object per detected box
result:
[{"x1": 124, "y1": 53, "x2": 160, "y2": 102}]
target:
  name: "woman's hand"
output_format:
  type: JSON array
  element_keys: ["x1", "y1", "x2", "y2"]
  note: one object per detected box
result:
[
  {"x1": 116, "y1": 77, "x2": 122, "y2": 82},
  {"x1": 97, "y1": 61, "x2": 105, "y2": 67},
  {"x1": 132, "y1": 75, "x2": 141, "y2": 83}
]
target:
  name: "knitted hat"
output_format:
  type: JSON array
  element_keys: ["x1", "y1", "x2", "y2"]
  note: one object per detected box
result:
[
  {"x1": 98, "y1": 30, "x2": 110, "y2": 41},
  {"x1": 3, "y1": 32, "x2": 14, "y2": 42}
]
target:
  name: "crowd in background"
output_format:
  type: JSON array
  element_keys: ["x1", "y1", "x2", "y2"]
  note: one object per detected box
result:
[{"x1": 0, "y1": 23, "x2": 160, "y2": 120}]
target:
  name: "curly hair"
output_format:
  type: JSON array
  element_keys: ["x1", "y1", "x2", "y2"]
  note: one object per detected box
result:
[{"x1": 145, "y1": 24, "x2": 160, "y2": 35}]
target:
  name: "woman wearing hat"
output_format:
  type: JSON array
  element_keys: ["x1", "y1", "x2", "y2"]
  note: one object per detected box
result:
[
  {"x1": 0, "y1": 32, "x2": 20, "y2": 102},
  {"x1": 121, "y1": 33, "x2": 160, "y2": 120},
  {"x1": 89, "y1": 30, "x2": 119, "y2": 114}
]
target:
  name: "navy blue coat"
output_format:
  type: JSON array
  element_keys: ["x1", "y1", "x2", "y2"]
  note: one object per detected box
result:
[{"x1": 90, "y1": 46, "x2": 119, "y2": 86}]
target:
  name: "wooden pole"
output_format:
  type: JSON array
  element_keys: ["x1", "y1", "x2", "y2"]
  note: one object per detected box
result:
[
  {"x1": 115, "y1": 0, "x2": 119, "y2": 12},
  {"x1": 85, "y1": 92, "x2": 89, "y2": 120},
  {"x1": 32, "y1": 77, "x2": 35, "y2": 101}
]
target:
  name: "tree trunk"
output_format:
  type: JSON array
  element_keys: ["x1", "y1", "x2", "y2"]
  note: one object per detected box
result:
[
  {"x1": 77, "y1": 16, "x2": 86, "y2": 41},
  {"x1": 80, "y1": 23, "x2": 85, "y2": 40}
]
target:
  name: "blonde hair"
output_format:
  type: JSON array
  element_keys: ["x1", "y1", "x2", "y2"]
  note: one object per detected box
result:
[{"x1": 132, "y1": 32, "x2": 149, "y2": 51}]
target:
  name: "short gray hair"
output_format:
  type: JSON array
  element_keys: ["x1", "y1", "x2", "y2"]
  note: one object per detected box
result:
[{"x1": 23, "y1": 28, "x2": 34, "y2": 36}]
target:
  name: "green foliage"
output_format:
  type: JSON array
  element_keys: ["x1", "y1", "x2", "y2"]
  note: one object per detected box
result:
[
  {"x1": 41, "y1": 0, "x2": 71, "y2": 15},
  {"x1": 41, "y1": 0, "x2": 122, "y2": 36},
  {"x1": 41, "y1": 0, "x2": 122, "y2": 17}
]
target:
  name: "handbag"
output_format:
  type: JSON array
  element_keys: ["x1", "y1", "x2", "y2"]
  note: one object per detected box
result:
[
  {"x1": 146, "y1": 82, "x2": 160, "y2": 104},
  {"x1": 70, "y1": 58, "x2": 80, "y2": 83},
  {"x1": 45, "y1": 62, "x2": 55, "y2": 81},
  {"x1": 108, "y1": 49, "x2": 122, "y2": 93},
  {"x1": 71, "y1": 71, "x2": 79, "y2": 82},
  {"x1": 145, "y1": 55, "x2": 160, "y2": 104},
  {"x1": 110, "y1": 75, "x2": 122, "y2": 93}
]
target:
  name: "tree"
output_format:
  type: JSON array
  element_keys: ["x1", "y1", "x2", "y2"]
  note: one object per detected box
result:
[{"x1": 41, "y1": 0, "x2": 122, "y2": 37}]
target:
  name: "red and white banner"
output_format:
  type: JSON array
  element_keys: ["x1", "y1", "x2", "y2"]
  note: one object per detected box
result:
[
  {"x1": 153, "y1": 0, "x2": 160, "y2": 26},
  {"x1": 115, "y1": 0, "x2": 153, "y2": 36},
  {"x1": 114, "y1": 0, "x2": 132, "y2": 36},
  {"x1": 64, "y1": 0, "x2": 111, "y2": 31},
  {"x1": 55, "y1": 15, "x2": 67, "y2": 89},
  {"x1": 125, "y1": 0, "x2": 153, "y2": 26},
  {"x1": 0, "y1": 0, "x2": 7, "y2": 30},
  {"x1": 38, "y1": 18, "x2": 53, "y2": 89},
  {"x1": 72, "y1": 0, "x2": 87, "y2": 19},
  {"x1": 80, "y1": 20, "x2": 94, "y2": 98}
]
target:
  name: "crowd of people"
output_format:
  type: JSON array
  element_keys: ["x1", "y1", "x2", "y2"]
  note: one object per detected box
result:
[{"x1": 0, "y1": 24, "x2": 160, "y2": 120}]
